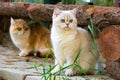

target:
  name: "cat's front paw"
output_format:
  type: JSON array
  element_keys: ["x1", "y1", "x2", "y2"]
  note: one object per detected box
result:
[
  {"x1": 51, "y1": 69, "x2": 58, "y2": 74},
  {"x1": 19, "y1": 52, "x2": 28, "y2": 57},
  {"x1": 51, "y1": 66, "x2": 60, "y2": 75},
  {"x1": 65, "y1": 69, "x2": 74, "y2": 76},
  {"x1": 51, "y1": 68, "x2": 61, "y2": 75}
]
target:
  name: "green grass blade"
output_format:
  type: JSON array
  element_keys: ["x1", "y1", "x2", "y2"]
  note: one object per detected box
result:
[
  {"x1": 46, "y1": 65, "x2": 57, "y2": 74},
  {"x1": 91, "y1": 41, "x2": 97, "y2": 50},
  {"x1": 88, "y1": 25, "x2": 95, "y2": 39},
  {"x1": 28, "y1": 20, "x2": 36, "y2": 24},
  {"x1": 54, "y1": 64, "x2": 73, "y2": 75},
  {"x1": 73, "y1": 48, "x2": 82, "y2": 63},
  {"x1": 89, "y1": 50, "x2": 98, "y2": 60}
]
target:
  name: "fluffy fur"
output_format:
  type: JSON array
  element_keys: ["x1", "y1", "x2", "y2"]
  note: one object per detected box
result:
[
  {"x1": 51, "y1": 8, "x2": 98, "y2": 76},
  {"x1": 10, "y1": 18, "x2": 52, "y2": 57}
]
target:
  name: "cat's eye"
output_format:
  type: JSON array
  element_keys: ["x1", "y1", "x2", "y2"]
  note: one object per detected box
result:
[
  {"x1": 17, "y1": 28, "x2": 22, "y2": 31},
  {"x1": 69, "y1": 19, "x2": 73, "y2": 23},
  {"x1": 61, "y1": 19, "x2": 65, "y2": 23}
]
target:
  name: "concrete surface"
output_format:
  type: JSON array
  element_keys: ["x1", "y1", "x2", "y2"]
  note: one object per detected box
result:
[{"x1": 0, "y1": 34, "x2": 115, "y2": 80}]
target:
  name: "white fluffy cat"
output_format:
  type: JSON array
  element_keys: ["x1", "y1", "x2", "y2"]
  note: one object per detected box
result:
[{"x1": 51, "y1": 8, "x2": 98, "y2": 76}]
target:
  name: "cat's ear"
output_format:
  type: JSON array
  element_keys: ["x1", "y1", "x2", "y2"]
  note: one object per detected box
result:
[
  {"x1": 53, "y1": 8, "x2": 61, "y2": 18},
  {"x1": 11, "y1": 17, "x2": 15, "y2": 24},
  {"x1": 70, "y1": 8, "x2": 77, "y2": 15}
]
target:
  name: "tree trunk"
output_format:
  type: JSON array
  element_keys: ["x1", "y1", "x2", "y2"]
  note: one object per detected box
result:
[
  {"x1": 99, "y1": 25, "x2": 120, "y2": 61},
  {"x1": 0, "y1": 2, "x2": 120, "y2": 28}
]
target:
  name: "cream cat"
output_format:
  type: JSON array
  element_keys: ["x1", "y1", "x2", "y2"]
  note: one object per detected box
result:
[
  {"x1": 10, "y1": 18, "x2": 52, "y2": 57},
  {"x1": 51, "y1": 8, "x2": 98, "y2": 76}
]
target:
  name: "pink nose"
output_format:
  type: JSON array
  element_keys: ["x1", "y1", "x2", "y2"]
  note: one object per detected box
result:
[{"x1": 66, "y1": 23, "x2": 69, "y2": 27}]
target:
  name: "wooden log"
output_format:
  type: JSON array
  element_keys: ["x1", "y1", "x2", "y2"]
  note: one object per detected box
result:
[
  {"x1": 106, "y1": 59, "x2": 120, "y2": 80},
  {"x1": 0, "y1": 2, "x2": 29, "y2": 18},
  {"x1": 99, "y1": 25, "x2": 120, "y2": 61},
  {"x1": 99, "y1": 25, "x2": 120, "y2": 80},
  {"x1": 0, "y1": 2, "x2": 120, "y2": 27}
]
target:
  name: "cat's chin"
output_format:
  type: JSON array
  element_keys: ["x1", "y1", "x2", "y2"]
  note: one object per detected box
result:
[{"x1": 63, "y1": 27, "x2": 71, "y2": 31}]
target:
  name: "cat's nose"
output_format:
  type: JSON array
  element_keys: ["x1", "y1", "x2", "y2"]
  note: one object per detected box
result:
[
  {"x1": 22, "y1": 31, "x2": 25, "y2": 35},
  {"x1": 66, "y1": 23, "x2": 69, "y2": 27}
]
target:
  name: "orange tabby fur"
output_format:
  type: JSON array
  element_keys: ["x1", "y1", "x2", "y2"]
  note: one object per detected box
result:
[
  {"x1": 29, "y1": 23, "x2": 52, "y2": 57},
  {"x1": 10, "y1": 18, "x2": 52, "y2": 57}
]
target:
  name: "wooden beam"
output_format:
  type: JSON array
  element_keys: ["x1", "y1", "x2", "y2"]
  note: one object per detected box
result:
[{"x1": 0, "y1": 2, "x2": 120, "y2": 27}]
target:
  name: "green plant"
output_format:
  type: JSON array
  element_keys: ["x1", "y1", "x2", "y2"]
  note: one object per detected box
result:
[
  {"x1": 88, "y1": 17, "x2": 99, "y2": 58},
  {"x1": 61, "y1": 0, "x2": 76, "y2": 4},
  {"x1": 41, "y1": 64, "x2": 73, "y2": 80},
  {"x1": 94, "y1": 0, "x2": 114, "y2": 6},
  {"x1": 60, "y1": 0, "x2": 114, "y2": 6},
  {"x1": 88, "y1": 17, "x2": 104, "y2": 75},
  {"x1": 26, "y1": 62, "x2": 42, "y2": 71}
]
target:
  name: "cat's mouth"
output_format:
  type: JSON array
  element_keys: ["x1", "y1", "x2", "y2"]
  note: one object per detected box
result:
[{"x1": 64, "y1": 27, "x2": 70, "y2": 31}]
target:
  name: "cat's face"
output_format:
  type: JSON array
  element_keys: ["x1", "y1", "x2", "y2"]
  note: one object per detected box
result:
[
  {"x1": 52, "y1": 8, "x2": 77, "y2": 31},
  {"x1": 10, "y1": 18, "x2": 30, "y2": 36}
]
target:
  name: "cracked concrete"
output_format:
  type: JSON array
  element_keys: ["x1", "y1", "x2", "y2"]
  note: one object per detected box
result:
[{"x1": 0, "y1": 34, "x2": 115, "y2": 80}]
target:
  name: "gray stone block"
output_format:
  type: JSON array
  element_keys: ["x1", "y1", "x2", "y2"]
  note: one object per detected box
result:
[
  {"x1": 0, "y1": 68, "x2": 30, "y2": 80},
  {"x1": 25, "y1": 76, "x2": 42, "y2": 80}
]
